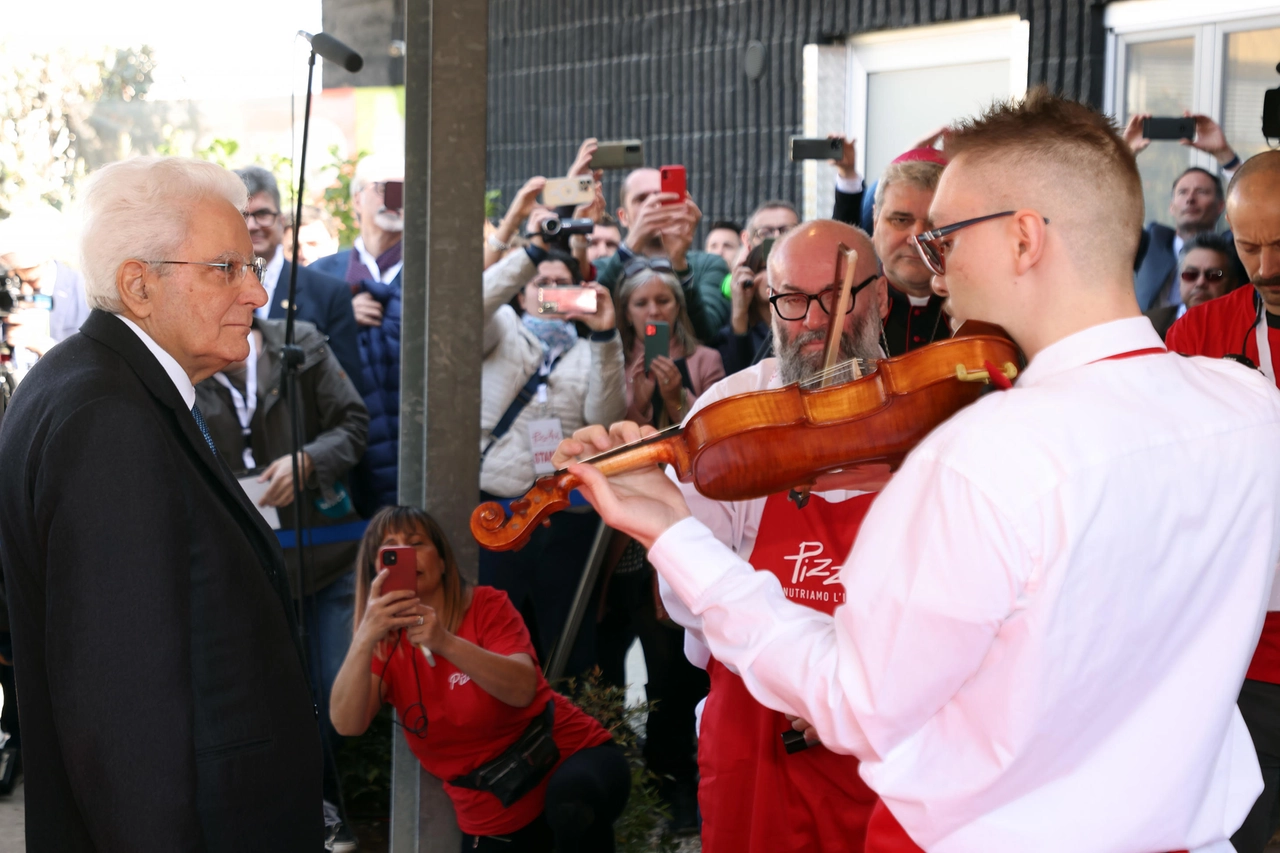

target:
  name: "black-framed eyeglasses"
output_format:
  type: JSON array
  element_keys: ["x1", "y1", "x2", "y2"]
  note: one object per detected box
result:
[
  {"x1": 768, "y1": 274, "x2": 879, "y2": 321},
  {"x1": 622, "y1": 255, "x2": 675, "y2": 279},
  {"x1": 243, "y1": 208, "x2": 280, "y2": 227},
  {"x1": 910, "y1": 211, "x2": 1050, "y2": 276},
  {"x1": 751, "y1": 223, "x2": 794, "y2": 241},
  {"x1": 149, "y1": 256, "x2": 268, "y2": 285}
]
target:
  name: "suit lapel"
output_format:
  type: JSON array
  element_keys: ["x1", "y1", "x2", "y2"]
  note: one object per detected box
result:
[{"x1": 80, "y1": 311, "x2": 288, "y2": 578}]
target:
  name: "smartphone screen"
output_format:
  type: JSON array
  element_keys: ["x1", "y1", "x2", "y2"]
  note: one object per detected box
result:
[
  {"x1": 383, "y1": 180, "x2": 404, "y2": 211},
  {"x1": 659, "y1": 166, "x2": 687, "y2": 205},
  {"x1": 379, "y1": 545, "x2": 417, "y2": 594},
  {"x1": 644, "y1": 321, "x2": 670, "y2": 370},
  {"x1": 538, "y1": 286, "x2": 598, "y2": 315}
]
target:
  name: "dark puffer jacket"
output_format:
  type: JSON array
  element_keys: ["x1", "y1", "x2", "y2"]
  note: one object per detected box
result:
[{"x1": 352, "y1": 273, "x2": 402, "y2": 508}]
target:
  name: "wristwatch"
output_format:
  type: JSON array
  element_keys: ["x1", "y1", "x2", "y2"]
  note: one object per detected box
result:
[{"x1": 487, "y1": 232, "x2": 510, "y2": 253}]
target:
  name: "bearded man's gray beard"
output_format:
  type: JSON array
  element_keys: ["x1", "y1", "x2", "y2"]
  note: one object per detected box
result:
[
  {"x1": 374, "y1": 209, "x2": 405, "y2": 232},
  {"x1": 773, "y1": 305, "x2": 883, "y2": 386}
]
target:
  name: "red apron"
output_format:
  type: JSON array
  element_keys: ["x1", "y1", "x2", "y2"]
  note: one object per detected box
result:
[{"x1": 699, "y1": 490, "x2": 879, "y2": 853}]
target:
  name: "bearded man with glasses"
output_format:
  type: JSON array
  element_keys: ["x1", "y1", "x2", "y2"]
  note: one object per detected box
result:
[
  {"x1": 0, "y1": 157, "x2": 324, "y2": 851},
  {"x1": 639, "y1": 220, "x2": 891, "y2": 853}
]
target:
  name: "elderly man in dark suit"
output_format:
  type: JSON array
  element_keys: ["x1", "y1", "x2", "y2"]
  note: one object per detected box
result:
[
  {"x1": 0, "y1": 156, "x2": 323, "y2": 850},
  {"x1": 234, "y1": 165, "x2": 364, "y2": 395}
]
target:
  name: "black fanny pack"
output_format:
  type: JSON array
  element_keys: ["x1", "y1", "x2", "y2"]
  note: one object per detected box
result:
[{"x1": 450, "y1": 699, "x2": 559, "y2": 807}]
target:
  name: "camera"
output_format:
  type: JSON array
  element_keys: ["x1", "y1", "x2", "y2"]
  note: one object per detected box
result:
[
  {"x1": 540, "y1": 217, "x2": 594, "y2": 239},
  {"x1": 382, "y1": 549, "x2": 398, "y2": 565},
  {"x1": 0, "y1": 264, "x2": 19, "y2": 319},
  {"x1": 1264, "y1": 62, "x2": 1280, "y2": 140}
]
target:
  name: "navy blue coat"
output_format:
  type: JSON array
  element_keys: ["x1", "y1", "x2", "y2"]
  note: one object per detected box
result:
[
  {"x1": 1135, "y1": 223, "x2": 1179, "y2": 312},
  {"x1": 310, "y1": 250, "x2": 401, "y2": 510},
  {"x1": 266, "y1": 260, "x2": 365, "y2": 395}
]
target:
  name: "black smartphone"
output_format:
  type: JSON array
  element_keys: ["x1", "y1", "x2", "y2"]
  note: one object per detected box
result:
[
  {"x1": 790, "y1": 137, "x2": 843, "y2": 161},
  {"x1": 383, "y1": 180, "x2": 404, "y2": 210},
  {"x1": 643, "y1": 321, "x2": 670, "y2": 371},
  {"x1": 1141, "y1": 117, "x2": 1195, "y2": 141}
]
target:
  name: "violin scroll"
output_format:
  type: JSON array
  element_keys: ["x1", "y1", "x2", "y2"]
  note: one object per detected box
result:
[{"x1": 471, "y1": 472, "x2": 582, "y2": 552}]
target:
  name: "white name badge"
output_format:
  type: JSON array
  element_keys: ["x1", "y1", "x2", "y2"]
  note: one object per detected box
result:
[{"x1": 528, "y1": 417, "x2": 564, "y2": 475}]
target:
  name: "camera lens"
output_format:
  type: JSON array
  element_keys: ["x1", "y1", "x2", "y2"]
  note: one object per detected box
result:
[
  {"x1": 383, "y1": 550, "x2": 397, "y2": 565},
  {"x1": 541, "y1": 217, "x2": 563, "y2": 238}
]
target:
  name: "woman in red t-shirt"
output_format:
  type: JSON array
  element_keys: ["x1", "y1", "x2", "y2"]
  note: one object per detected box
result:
[{"x1": 330, "y1": 506, "x2": 630, "y2": 852}]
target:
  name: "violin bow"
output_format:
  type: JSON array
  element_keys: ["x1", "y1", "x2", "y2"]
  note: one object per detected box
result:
[{"x1": 819, "y1": 244, "x2": 863, "y2": 388}]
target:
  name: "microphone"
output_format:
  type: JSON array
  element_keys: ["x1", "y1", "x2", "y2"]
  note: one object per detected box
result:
[{"x1": 298, "y1": 31, "x2": 364, "y2": 73}]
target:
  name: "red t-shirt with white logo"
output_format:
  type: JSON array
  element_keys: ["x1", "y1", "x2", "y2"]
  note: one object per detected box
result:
[
  {"x1": 1166, "y1": 285, "x2": 1280, "y2": 684},
  {"x1": 372, "y1": 586, "x2": 611, "y2": 836}
]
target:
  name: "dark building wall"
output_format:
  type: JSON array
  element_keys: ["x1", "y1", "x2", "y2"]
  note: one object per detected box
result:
[
  {"x1": 486, "y1": 0, "x2": 1106, "y2": 229},
  {"x1": 322, "y1": 0, "x2": 405, "y2": 89}
]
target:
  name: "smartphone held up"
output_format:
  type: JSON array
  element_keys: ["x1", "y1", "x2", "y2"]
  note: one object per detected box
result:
[
  {"x1": 538, "y1": 286, "x2": 598, "y2": 316},
  {"x1": 379, "y1": 545, "x2": 417, "y2": 594}
]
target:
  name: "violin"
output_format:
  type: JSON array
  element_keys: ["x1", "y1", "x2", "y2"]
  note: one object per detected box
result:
[{"x1": 472, "y1": 319, "x2": 1021, "y2": 552}]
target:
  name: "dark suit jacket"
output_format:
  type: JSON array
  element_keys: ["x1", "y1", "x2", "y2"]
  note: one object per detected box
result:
[
  {"x1": 0, "y1": 311, "x2": 323, "y2": 851},
  {"x1": 1135, "y1": 222, "x2": 1178, "y2": 312},
  {"x1": 267, "y1": 259, "x2": 365, "y2": 395},
  {"x1": 1144, "y1": 305, "x2": 1180, "y2": 341}
]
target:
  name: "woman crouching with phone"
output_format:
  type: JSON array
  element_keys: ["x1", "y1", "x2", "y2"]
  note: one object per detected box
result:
[{"x1": 330, "y1": 506, "x2": 630, "y2": 851}]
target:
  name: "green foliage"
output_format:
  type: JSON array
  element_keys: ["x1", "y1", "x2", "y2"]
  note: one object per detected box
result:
[
  {"x1": 335, "y1": 705, "x2": 394, "y2": 818},
  {"x1": 558, "y1": 669, "x2": 679, "y2": 853},
  {"x1": 485, "y1": 188, "x2": 505, "y2": 221},
  {"x1": 194, "y1": 138, "x2": 240, "y2": 169},
  {"x1": 320, "y1": 145, "x2": 367, "y2": 248}
]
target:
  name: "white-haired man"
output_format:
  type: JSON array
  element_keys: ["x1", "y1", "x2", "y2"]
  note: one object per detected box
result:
[
  {"x1": 0, "y1": 157, "x2": 323, "y2": 850},
  {"x1": 311, "y1": 152, "x2": 405, "y2": 510}
]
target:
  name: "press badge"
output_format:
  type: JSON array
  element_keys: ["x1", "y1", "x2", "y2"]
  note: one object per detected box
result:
[{"x1": 527, "y1": 418, "x2": 564, "y2": 475}]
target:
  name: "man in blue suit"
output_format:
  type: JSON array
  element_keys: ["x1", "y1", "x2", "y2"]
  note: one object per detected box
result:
[
  {"x1": 310, "y1": 154, "x2": 405, "y2": 511},
  {"x1": 233, "y1": 167, "x2": 364, "y2": 394},
  {"x1": 1125, "y1": 113, "x2": 1241, "y2": 311}
]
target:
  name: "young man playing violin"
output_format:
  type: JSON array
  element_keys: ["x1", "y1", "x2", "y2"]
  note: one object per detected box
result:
[
  {"x1": 649, "y1": 219, "x2": 890, "y2": 853},
  {"x1": 555, "y1": 88, "x2": 1280, "y2": 853}
]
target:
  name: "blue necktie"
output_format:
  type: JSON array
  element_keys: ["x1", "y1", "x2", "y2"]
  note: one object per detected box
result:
[{"x1": 191, "y1": 404, "x2": 218, "y2": 457}]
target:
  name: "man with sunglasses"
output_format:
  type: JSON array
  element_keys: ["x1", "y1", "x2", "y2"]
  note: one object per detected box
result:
[
  {"x1": 559, "y1": 90, "x2": 1280, "y2": 853},
  {"x1": 651, "y1": 220, "x2": 889, "y2": 853},
  {"x1": 1164, "y1": 150, "x2": 1280, "y2": 853},
  {"x1": 0, "y1": 157, "x2": 324, "y2": 850},
  {"x1": 1143, "y1": 232, "x2": 1239, "y2": 339}
]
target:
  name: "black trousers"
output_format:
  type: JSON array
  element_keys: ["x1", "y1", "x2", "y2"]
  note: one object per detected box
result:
[
  {"x1": 597, "y1": 562, "x2": 707, "y2": 782},
  {"x1": 460, "y1": 741, "x2": 631, "y2": 853},
  {"x1": 1234, "y1": 679, "x2": 1280, "y2": 852},
  {"x1": 478, "y1": 508, "x2": 602, "y2": 681}
]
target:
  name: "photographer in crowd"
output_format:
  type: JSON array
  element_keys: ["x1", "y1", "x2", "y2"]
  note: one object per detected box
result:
[
  {"x1": 594, "y1": 166, "x2": 731, "y2": 345},
  {"x1": 312, "y1": 153, "x2": 406, "y2": 510},
  {"x1": 717, "y1": 240, "x2": 775, "y2": 375},
  {"x1": 331, "y1": 506, "x2": 630, "y2": 852},
  {"x1": 478, "y1": 200, "x2": 625, "y2": 678}
]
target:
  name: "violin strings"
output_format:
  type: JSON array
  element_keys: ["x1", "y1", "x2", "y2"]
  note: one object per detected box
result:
[
  {"x1": 798, "y1": 357, "x2": 877, "y2": 389},
  {"x1": 554, "y1": 424, "x2": 683, "y2": 474}
]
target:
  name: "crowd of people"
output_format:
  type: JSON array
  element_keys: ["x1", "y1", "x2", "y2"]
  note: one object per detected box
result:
[{"x1": 1, "y1": 85, "x2": 1279, "y2": 853}]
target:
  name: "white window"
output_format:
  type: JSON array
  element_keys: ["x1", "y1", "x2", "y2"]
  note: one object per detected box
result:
[
  {"x1": 1105, "y1": 0, "x2": 1280, "y2": 227},
  {"x1": 802, "y1": 17, "x2": 1029, "y2": 220}
]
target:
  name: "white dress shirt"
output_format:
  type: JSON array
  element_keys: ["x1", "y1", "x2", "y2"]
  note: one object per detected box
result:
[
  {"x1": 650, "y1": 317, "x2": 1280, "y2": 853},
  {"x1": 116, "y1": 314, "x2": 196, "y2": 410},
  {"x1": 354, "y1": 236, "x2": 403, "y2": 284},
  {"x1": 254, "y1": 245, "x2": 285, "y2": 319}
]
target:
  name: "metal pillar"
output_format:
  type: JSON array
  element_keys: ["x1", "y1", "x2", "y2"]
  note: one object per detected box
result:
[{"x1": 394, "y1": 0, "x2": 488, "y2": 850}]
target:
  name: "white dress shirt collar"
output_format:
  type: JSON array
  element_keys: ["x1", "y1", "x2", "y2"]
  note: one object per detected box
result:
[
  {"x1": 1016, "y1": 316, "x2": 1165, "y2": 389},
  {"x1": 255, "y1": 245, "x2": 285, "y2": 319},
  {"x1": 115, "y1": 314, "x2": 197, "y2": 410},
  {"x1": 353, "y1": 236, "x2": 404, "y2": 284}
]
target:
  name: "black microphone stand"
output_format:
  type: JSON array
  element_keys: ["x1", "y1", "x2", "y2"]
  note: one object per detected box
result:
[{"x1": 282, "y1": 41, "x2": 350, "y2": 844}]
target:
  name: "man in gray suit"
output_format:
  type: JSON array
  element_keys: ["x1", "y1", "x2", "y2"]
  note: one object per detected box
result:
[{"x1": 1125, "y1": 112, "x2": 1241, "y2": 310}]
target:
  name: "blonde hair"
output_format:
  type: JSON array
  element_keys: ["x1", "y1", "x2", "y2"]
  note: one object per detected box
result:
[
  {"x1": 873, "y1": 160, "x2": 944, "y2": 209},
  {"x1": 78, "y1": 157, "x2": 248, "y2": 313},
  {"x1": 943, "y1": 87, "x2": 1144, "y2": 275},
  {"x1": 616, "y1": 268, "x2": 699, "y2": 358},
  {"x1": 354, "y1": 506, "x2": 470, "y2": 636}
]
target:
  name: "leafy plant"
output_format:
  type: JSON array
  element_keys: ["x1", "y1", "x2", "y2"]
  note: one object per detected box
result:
[
  {"x1": 319, "y1": 144, "x2": 367, "y2": 248},
  {"x1": 485, "y1": 188, "x2": 505, "y2": 221},
  {"x1": 335, "y1": 705, "x2": 394, "y2": 818},
  {"x1": 558, "y1": 669, "x2": 679, "y2": 853}
]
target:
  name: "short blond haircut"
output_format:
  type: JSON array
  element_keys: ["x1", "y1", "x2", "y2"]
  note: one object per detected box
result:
[
  {"x1": 943, "y1": 86, "x2": 1143, "y2": 276},
  {"x1": 873, "y1": 160, "x2": 944, "y2": 209}
]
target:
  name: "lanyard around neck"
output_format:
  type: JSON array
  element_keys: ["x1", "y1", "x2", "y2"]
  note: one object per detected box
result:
[
  {"x1": 1256, "y1": 292, "x2": 1276, "y2": 385},
  {"x1": 212, "y1": 334, "x2": 259, "y2": 470}
]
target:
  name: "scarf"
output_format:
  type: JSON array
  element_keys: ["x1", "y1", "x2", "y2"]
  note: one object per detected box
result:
[
  {"x1": 345, "y1": 239, "x2": 404, "y2": 291},
  {"x1": 521, "y1": 314, "x2": 579, "y2": 361}
]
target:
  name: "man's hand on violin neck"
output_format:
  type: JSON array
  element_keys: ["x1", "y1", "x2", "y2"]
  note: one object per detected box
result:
[{"x1": 555, "y1": 422, "x2": 692, "y2": 550}]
